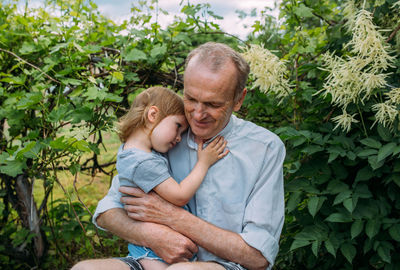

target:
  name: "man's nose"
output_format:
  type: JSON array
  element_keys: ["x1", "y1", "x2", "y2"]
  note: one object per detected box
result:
[
  {"x1": 193, "y1": 103, "x2": 206, "y2": 119},
  {"x1": 176, "y1": 134, "x2": 181, "y2": 142}
]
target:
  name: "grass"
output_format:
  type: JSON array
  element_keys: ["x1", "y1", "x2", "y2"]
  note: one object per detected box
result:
[{"x1": 33, "y1": 131, "x2": 121, "y2": 210}]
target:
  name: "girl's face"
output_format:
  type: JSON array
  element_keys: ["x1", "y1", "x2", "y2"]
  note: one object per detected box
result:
[{"x1": 150, "y1": 114, "x2": 188, "y2": 153}]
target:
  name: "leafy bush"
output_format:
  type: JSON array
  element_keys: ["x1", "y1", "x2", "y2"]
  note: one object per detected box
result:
[
  {"x1": 1, "y1": 0, "x2": 399, "y2": 269},
  {"x1": 242, "y1": 0, "x2": 400, "y2": 269}
]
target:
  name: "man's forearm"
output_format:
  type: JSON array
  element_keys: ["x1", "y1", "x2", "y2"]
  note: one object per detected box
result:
[
  {"x1": 96, "y1": 208, "x2": 198, "y2": 264},
  {"x1": 169, "y1": 207, "x2": 269, "y2": 270},
  {"x1": 96, "y1": 208, "x2": 149, "y2": 245}
]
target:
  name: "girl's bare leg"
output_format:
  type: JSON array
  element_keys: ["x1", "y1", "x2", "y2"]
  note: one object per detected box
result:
[{"x1": 139, "y1": 258, "x2": 169, "y2": 270}]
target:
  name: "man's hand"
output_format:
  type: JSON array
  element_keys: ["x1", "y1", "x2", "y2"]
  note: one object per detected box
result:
[
  {"x1": 145, "y1": 222, "x2": 198, "y2": 264},
  {"x1": 119, "y1": 186, "x2": 178, "y2": 226},
  {"x1": 119, "y1": 186, "x2": 198, "y2": 263}
]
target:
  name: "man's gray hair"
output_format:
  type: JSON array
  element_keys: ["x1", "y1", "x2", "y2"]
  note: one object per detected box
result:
[{"x1": 185, "y1": 42, "x2": 250, "y2": 102}]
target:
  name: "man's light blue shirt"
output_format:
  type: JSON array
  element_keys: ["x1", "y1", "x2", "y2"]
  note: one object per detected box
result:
[{"x1": 93, "y1": 115, "x2": 285, "y2": 268}]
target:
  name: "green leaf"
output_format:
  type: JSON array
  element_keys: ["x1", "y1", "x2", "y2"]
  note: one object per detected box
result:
[
  {"x1": 308, "y1": 196, "x2": 326, "y2": 218},
  {"x1": 325, "y1": 212, "x2": 352, "y2": 223},
  {"x1": 393, "y1": 145, "x2": 400, "y2": 156},
  {"x1": 19, "y1": 42, "x2": 37, "y2": 54},
  {"x1": 294, "y1": 4, "x2": 314, "y2": 18},
  {"x1": 343, "y1": 197, "x2": 357, "y2": 213},
  {"x1": 105, "y1": 92, "x2": 123, "y2": 102},
  {"x1": 333, "y1": 190, "x2": 351, "y2": 205},
  {"x1": 377, "y1": 142, "x2": 396, "y2": 162},
  {"x1": 0, "y1": 160, "x2": 27, "y2": 177},
  {"x1": 18, "y1": 141, "x2": 41, "y2": 159},
  {"x1": 0, "y1": 75, "x2": 26, "y2": 85},
  {"x1": 377, "y1": 244, "x2": 392, "y2": 263},
  {"x1": 346, "y1": 151, "x2": 356, "y2": 160},
  {"x1": 328, "y1": 152, "x2": 339, "y2": 163},
  {"x1": 360, "y1": 138, "x2": 381, "y2": 149},
  {"x1": 327, "y1": 180, "x2": 348, "y2": 194},
  {"x1": 61, "y1": 78, "x2": 83, "y2": 86},
  {"x1": 50, "y1": 42, "x2": 69, "y2": 53},
  {"x1": 174, "y1": 33, "x2": 192, "y2": 44},
  {"x1": 389, "y1": 224, "x2": 400, "y2": 241},
  {"x1": 50, "y1": 137, "x2": 68, "y2": 150},
  {"x1": 355, "y1": 166, "x2": 374, "y2": 182},
  {"x1": 311, "y1": 240, "x2": 320, "y2": 257},
  {"x1": 365, "y1": 219, "x2": 381, "y2": 239},
  {"x1": 353, "y1": 184, "x2": 373, "y2": 199},
  {"x1": 324, "y1": 239, "x2": 336, "y2": 257},
  {"x1": 16, "y1": 92, "x2": 42, "y2": 109},
  {"x1": 287, "y1": 191, "x2": 302, "y2": 213},
  {"x1": 48, "y1": 105, "x2": 70, "y2": 123},
  {"x1": 301, "y1": 145, "x2": 323, "y2": 155},
  {"x1": 357, "y1": 149, "x2": 378, "y2": 157},
  {"x1": 83, "y1": 86, "x2": 107, "y2": 100},
  {"x1": 111, "y1": 71, "x2": 124, "y2": 81},
  {"x1": 88, "y1": 143, "x2": 100, "y2": 155},
  {"x1": 292, "y1": 137, "x2": 307, "y2": 147},
  {"x1": 340, "y1": 243, "x2": 356, "y2": 264},
  {"x1": 368, "y1": 155, "x2": 385, "y2": 170},
  {"x1": 377, "y1": 124, "x2": 392, "y2": 142},
  {"x1": 124, "y1": 48, "x2": 147, "y2": 62},
  {"x1": 150, "y1": 44, "x2": 167, "y2": 59},
  {"x1": 70, "y1": 106, "x2": 93, "y2": 123},
  {"x1": 290, "y1": 239, "x2": 310, "y2": 251},
  {"x1": 72, "y1": 140, "x2": 91, "y2": 152},
  {"x1": 351, "y1": 219, "x2": 364, "y2": 239}
]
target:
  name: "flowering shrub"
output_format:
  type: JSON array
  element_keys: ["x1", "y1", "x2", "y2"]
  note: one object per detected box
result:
[{"x1": 242, "y1": 0, "x2": 400, "y2": 269}]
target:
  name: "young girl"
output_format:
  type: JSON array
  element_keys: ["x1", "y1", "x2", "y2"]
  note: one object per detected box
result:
[{"x1": 116, "y1": 86, "x2": 229, "y2": 270}]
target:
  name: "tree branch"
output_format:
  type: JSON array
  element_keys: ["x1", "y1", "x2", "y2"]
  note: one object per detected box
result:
[
  {"x1": 386, "y1": 23, "x2": 400, "y2": 42},
  {"x1": 0, "y1": 47, "x2": 61, "y2": 84}
]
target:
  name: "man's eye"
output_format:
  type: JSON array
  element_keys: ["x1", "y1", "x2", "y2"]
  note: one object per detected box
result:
[
  {"x1": 208, "y1": 103, "x2": 221, "y2": 108},
  {"x1": 176, "y1": 123, "x2": 182, "y2": 128}
]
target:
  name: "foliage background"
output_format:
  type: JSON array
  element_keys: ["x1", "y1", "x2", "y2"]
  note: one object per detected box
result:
[{"x1": 0, "y1": 0, "x2": 399, "y2": 269}]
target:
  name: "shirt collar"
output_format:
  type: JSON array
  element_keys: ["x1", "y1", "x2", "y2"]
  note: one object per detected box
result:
[{"x1": 186, "y1": 115, "x2": 235, "y2": 149}]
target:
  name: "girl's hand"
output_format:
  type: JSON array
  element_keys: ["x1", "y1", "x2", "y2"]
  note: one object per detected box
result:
[{"x1": 197, "y1": 136, "x2": 229, "y2": 167}]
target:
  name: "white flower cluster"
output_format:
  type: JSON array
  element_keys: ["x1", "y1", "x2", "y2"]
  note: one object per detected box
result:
[
  {"x1": 372, "y1": 87, "x2": 400, "y2": 128},
  {"x1": 241, "y1": 44, "x2": 292, "y2": 102},
  {"x1": 345, "y1": 9, "x2": 395, "y2": 70},
  {"x1": 343, "y1": 0, "x2": 357, "y2": 32},
  {"x1": 332, "y1": 111, "x2": 359, "y2": 133},
  {"x1": 320, "y1": 3, "x2": 397, "y2": 132}
]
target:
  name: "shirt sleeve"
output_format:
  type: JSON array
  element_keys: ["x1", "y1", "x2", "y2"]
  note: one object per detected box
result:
[
  {"x1": 92, "y1": 175, "x2": 123, "y2": 230},
  {"x1": 132, "y1": 158, "x2": 171, "y2": 193},
  {"x1": 239, "y1": 137, "x2": 286, "y2": 267}
]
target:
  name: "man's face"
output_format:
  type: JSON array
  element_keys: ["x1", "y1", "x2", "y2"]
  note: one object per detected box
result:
[{"x1": 183, "y1": 60, "x2": 245, "y2": 141}]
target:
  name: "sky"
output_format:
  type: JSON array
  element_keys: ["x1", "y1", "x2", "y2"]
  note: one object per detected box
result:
[
  {"x1": 24, "y1": 0, "x2": 280, "y2": 39},
  {"x1": 96, "y1": 0, "x2": 280, "y2": 39}
]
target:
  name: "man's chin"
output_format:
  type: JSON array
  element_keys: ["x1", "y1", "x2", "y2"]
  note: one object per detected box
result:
[{"x1": 191, "y1": 128, "x2": 216, "y2": 141}]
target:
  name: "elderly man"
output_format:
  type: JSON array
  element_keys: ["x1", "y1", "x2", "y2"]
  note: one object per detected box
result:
[{"x1": 72, "y1": 42, "x2": 285, "y2": 270}]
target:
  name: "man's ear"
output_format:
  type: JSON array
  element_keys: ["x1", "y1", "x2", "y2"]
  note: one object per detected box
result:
[
  {"x1": 233, "y1": 88, "x2": 247, "y2": 112},
  {"x1": 147, "y1": 106, "x2": 159, "y2": 123}
]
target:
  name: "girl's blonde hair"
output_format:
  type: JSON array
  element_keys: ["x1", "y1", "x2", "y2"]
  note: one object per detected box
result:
[{"x1": 118, "y1": 87, "x2": 185, "y2": 142}]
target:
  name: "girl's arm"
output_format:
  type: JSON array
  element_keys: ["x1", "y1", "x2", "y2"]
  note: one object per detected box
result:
[{"x1": 153, "y1": 136, "x2": 228, "y2": 206}]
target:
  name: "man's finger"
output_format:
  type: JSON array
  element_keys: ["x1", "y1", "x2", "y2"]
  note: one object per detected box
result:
[
  {"x1": 119, "y1": 186, "x2": 145, "y2": 197},
  {"x1": 120, "y1": 195, "x2": 143, "y2": 206},
  {"x1": 187, "y1": 243, "x2": 199, "y2": 255}
]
